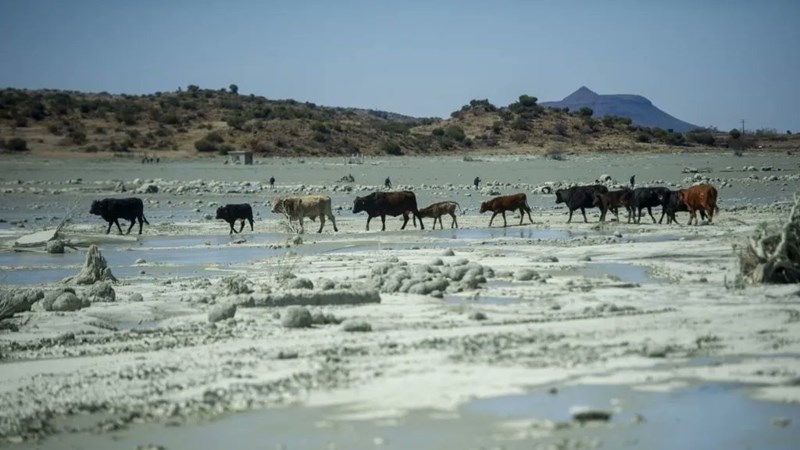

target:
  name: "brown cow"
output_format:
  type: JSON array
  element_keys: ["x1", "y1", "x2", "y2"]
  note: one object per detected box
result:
[
  {"x1": 479, "y1": 193, "x2": 533, "y2": 227},
  {"x1": 592, "y1": 189, "x2": 633, "y2": 222},
  {"x1": 676, "y1": 184, "x2": 719, "y2": 225},
  {"x1": 416, "y1": 201, "x2": 460, "y2": 229},
  {"x1": 271, "y1": 195, "x2": 338, "y2": 233},
  {"x1": 352, "y1": 191, "x2": 424, "y2": 231}
]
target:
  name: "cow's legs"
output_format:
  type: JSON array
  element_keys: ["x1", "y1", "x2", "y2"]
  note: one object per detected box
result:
[
  {"x1": 581, "y1": 207, "x2": 588, "y2": 223},
  {"x1": 317, "y1": 215, "x2": 325, "y2": 233},
  {"x1": 414, "y1": 210, "x2": 424, "y2": 230},
  {"x1": 382, "y1": 214, "x2": 388, "y2": 231},
  {"x1": 248, "y1": 218, "x2": 254, "y2": 231},
  {"x1": 687, "y1": 207, "x2": 696, "y2": 226},
  {"x1": 657, "y1": 207, "x2": 667, "y2": 224},
  {"x1": 489, "y1": 212, "x2": 499, "y2": 227},
  {"x1": 328, "y1": 213, "x2": 338, "y2": 232},
  {"x1": 611, "y1": 207, "x2": 619, "y2": 220},
  {"x1": 501, "y1": 211, "x2": 508, "y2": 227},
  {"x1": 647, "y1": 207, "x2": 657, "y2": 223},
  {"x1": 298, "y1": 216, "x2": 305, "y2": 234},
  {"x1": 238, "y1": 219, "x2": 245, "y2": 233},
  {"x1": 125, "y1": 219, "x2": 136, "y2": 235},
  {"x1": 114, "y1": 219, "x2": 124, "y2": 234},
  {"x1": 451, "y1": 213, "x2": 458, "y2": 229},
  {"x1": 137, "y1": 217, "x2": 144, "y2": 234},
  {"x1": 599, "y1": 207, "x2": 606, "y2": 222},
  {"x1": 525, "y1": 207, "x2": 533, "y2": 224},
  {"x1": 518, "y1": 208, "x2": 525, "y2": 225},
  {"x1": 105, "y1": 221, "x2": 113, "y2": 234},
  {"x1": 567, "y1": 209, "x2": 574, "y2": 224},
  {"x1": 365, "y1": 216, "x2": 372, "y2": 231}
]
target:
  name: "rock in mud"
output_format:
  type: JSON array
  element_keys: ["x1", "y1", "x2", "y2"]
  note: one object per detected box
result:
[
  {"x1": 63, "y1": 245, "x2": 117, "y2": 285},
  {"x1": 570, "y1": 406, "x2": 612, "y2": 423},
  {"x1": 281, "y1": 306, "x2": 313, "y2": 328},
  {"x1": 441, "y1": 249, "x2": 455, "y2": 257},
  {"x1": 286, "y1": 277, "x2": 314, "y2": 290},
  {"x1": 38, "y1": 287, "x2": 84, "y2": 311},
  {"x1": 46, "y1": 239, "x2": 65, "y2": 254},
  {"x1": 51, "y1": 292, "x2": 84, "y2": 312},
  {"x1": 136, "y1": 184, "x2": 159, "y2": 194},
  {"x1": 89, "y1": 281, "x2": 116, "y2": 302},
  {"x1": 469, "y1": 311, "x2": 488, "y2": 321},
  {"x1": 771, "y1": 417, "x2": 791, "y2": 428},
  {"x1": 316, "y1": 278, "x2": 336, "y2": 291},
  {"x1": 643, "y1": 343, "x2": 670, "y2": 358},
  {"x1": 341, "y1": 320, "x2": 372, "y2": 332},
  {"x1": 129, "y1": 293, "x2": 144, "y2": 302},
  {"x1": 208, "y1": 303, "x2": 237, "y2": 323},
  {"x1": 514, "y1": 268, "x2": 539, "y2": 281}
]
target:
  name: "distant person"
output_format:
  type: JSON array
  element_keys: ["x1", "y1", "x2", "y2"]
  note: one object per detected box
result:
[
  {"x1": 269, "y1": 176, "x2": 275, "y2": 188},
  {"x1": 630, "y1": 175, "x2": 636, "y2": 189},
  {"x1": 156, "y1": 157, "x2": 160, "y2": 164},
  {"x1": 473, "y1": 176, "x2": 481, "y2": 190},
  {"x1": 385, "y1": 177, "x2": 392, "y2": 189}
]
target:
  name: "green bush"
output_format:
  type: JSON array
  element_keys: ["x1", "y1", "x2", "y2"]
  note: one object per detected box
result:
[
  {"x1": 492, "y1": 121, "x2": 503, "y2": 134},
  {"x1": 688, "y1": 132, "x2": 715, "y2": 146},
  {"x1": 729, "y1": 128, "x2": 741, "y2": 140},
  {"x1": 637, "y1": 133, "x2": 651, "y2": 143},
  {"x1": 578, "y1": 107, "x2": 593, "y2": 117},
  {"x1": 225, "y1": 114, "x2": 246, "y2": 130},
  {"x1": 664, "y1": 132, "x2": 685, "y2": 146},
  {"x1": 6, "y1": 137, "x2": 28, "y2": 151},
  {"x1": 382, "y1": 141, "x2": 403, "y2": 155},
  {"x1": 432, "y1": 128, "x2": 445, "y2": 136},
  {"x1": 444, "y1": 126, "x2": 466, "y2": 142}
]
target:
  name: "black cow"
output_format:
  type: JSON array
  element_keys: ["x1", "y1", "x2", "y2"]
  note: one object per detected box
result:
[
  {"x1": 631, "y1": 187, "x2": 671, "y2": 224},
  {"x1": 658, "y1": 190, "x2": 707, "y2": 225},
  {"x1": 352, "y1": 191, "x2": 423, "y2": 231},
  {"x1": 216, "y1": 204, "x2": 254, "y2": 234},
  {"x1": 90, "y1": 197, "x2": 149, "y2": 235},
  {"x1": 554, "y1": 185, "x2": 609, "y2": 223}
]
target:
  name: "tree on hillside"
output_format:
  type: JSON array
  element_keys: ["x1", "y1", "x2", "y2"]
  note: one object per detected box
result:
[
  {"x1": 729, "y1": 128, "x2": 741, "y2": 140},
  {"x1": 229, "y1": 84, "x2": 239, "y2": 95}
]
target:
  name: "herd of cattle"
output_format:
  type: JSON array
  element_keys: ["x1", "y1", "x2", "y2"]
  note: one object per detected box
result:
[{"x1": 88, "y1": 183, "x2": 719, "y2": 235}]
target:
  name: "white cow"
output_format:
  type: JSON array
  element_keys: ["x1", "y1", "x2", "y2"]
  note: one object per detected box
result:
[{"x1": 271, "y1": 195, "x2": 338, "y2": 233}]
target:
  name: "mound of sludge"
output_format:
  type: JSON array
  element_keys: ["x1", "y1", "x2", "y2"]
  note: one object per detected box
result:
[
  {"x1": 370, "y1": 257, "x2": 494, "y2": 296},
  {"x1": 250, "y1": 289, "x2": 381, "y2": 307}
]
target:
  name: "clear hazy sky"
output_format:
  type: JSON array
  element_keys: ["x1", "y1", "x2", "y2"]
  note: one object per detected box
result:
[{"x1": 1, "y1": 0, "x2": 798, "y2": 132}]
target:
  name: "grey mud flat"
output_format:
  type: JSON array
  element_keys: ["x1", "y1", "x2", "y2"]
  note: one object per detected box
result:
[{"x1": 1, "y1": 153, "x2": 799, "y2": 449}]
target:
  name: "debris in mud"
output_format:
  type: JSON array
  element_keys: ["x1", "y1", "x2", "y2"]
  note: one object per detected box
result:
[
  {"x1": 771, "y1": 417, "x2": 791, "y2": 428},
  {"x1": 370, "y1": 258, "x2": 493, "y2": 296},
  {"x1": 311, "y1": 311, "x2": 342, "y2": 325},
  {"x1": 218, "y1": 275, "x2": 254, "y2": 295},
  {"x1": 0, "y1": 288, "x2": 44, "y2": 322},
  {"x1": 570, "y1": 406, "x2": 613, "y2": 423},
  {"x1": 281, "y1": 306, "x2": 313, "y2": 328},
  {"x1": 341, "y1": 320, "x2": 372, "y2": 332},
  {"x1": 252, "y1": 289, "x2": 381, "y2": 307},
  {"x1": 208, "y1": 303, "x2": 237, "y2": 323},
  {"x1": 738, "y1": 195, "x2": 800, "y2": 283},
  {"x1": 62, "y1": 245, "x2": 117, "y2": 285}
]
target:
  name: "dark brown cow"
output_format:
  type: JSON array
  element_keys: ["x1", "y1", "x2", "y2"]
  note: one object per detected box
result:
[
  {"x1": 592, "y1": 189, "x2": 634, "y2": 222},
  {"x1": 677, "y1": 184, "x2": 719, "y2": 225},
  {"x1": 416, "y1": 201, "x2": 460, "y2": 229},
  {"x1": 479, "y1": 193, "x2": 533, "y2": 227},
  {"x1": 352, "y1": 191, "x2": 424, "y2": 231}
]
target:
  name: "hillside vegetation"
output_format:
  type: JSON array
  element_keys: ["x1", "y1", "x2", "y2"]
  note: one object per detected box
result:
[{"x1": 0, "y1": 87, "x2": 794, "y2": 158}]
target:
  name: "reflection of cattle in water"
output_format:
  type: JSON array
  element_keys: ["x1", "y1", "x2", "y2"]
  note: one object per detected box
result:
[
  {"x1": 271, "y1": 195, "x2": 338, "y2": 233},
  {"x1": 352, "y1": 191, "x2": 423, "y2": 231},
  {"x1": 676, "y1": 184, "x2": 719, "y2": 225},
  {"x1": 216, "y1": 204, "x2": 254, "y2": 234},
  {"x1": 554, "y1": 185, "x2": 608, "y2": 223},
  {"x1": 479, "y1": 193, "x2": 533, "y2": 227},
  {"x1": 592, "y1": 189, "x2": 633, "y2": 222},
  {"x1": 415, "y1": 201, "x2": 460, "y2": 229},
  {"x1": 90, "y1": 197, "x2": 149, "y2": 235}
]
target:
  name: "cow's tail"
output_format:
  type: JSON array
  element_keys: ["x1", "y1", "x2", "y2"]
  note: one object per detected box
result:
[
  {"x1": 453, "y1": 201, "x2": 462, "y2": 213},
  {"x1": 141, "y1": 214, "x2": 150, "y2": 224}
]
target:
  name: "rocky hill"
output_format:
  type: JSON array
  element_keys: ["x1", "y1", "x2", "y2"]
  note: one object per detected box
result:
[
  {"x1": 541, "y1": 86, "x2": 700, "y2": 133},
  {"x1": 0, "y1": 87, "x2": 761, "y2": 158}
]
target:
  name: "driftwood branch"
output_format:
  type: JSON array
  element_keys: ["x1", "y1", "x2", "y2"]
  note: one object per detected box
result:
[{"x1": 739, "y1": 194, "x2": 800, "y2": 283}]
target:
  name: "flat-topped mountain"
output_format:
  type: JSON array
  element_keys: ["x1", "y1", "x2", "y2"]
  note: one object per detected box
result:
[{"x1": 541, "y1": 86, "x2": 700, "y2": 132}]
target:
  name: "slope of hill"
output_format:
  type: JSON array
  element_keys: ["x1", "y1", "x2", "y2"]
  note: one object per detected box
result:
[
  {"x1": 541, "y1": 86, "x2": 700, "y2": 133},
  {"x1": 0, "y1": 87, "x2": 732, "y2": 158}
]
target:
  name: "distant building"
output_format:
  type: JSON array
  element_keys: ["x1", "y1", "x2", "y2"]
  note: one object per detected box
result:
[{"x1": 228, "y1": 151, "x2": 253, "y2": 165}]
